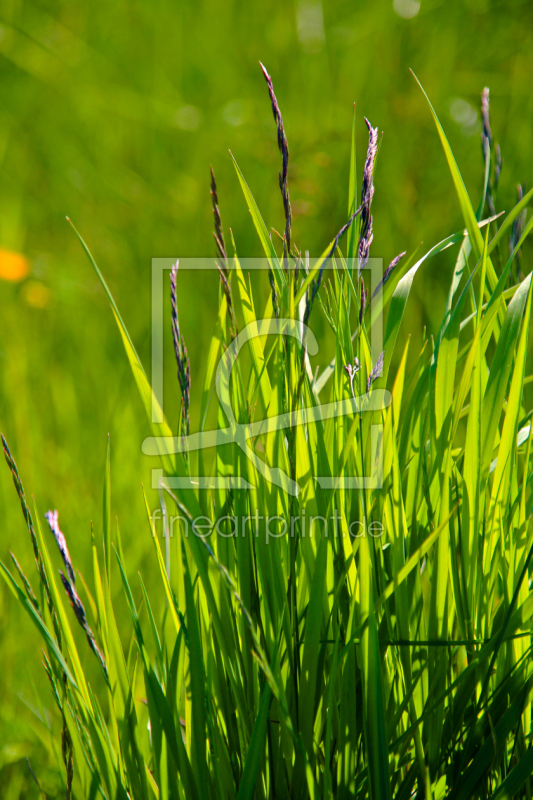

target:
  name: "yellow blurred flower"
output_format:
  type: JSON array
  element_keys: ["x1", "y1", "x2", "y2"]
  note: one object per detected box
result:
[{"x1": 0, "y1": 249, "x2": 30, "y2": 281}]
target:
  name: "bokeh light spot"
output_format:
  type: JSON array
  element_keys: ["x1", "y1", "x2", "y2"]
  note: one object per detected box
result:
[
  {"x1": 21, "y1": 279, "x2": 50, "y2": 309},
  {"x1": 393, "y1": 0, "x2": 421, "y2": 19}
]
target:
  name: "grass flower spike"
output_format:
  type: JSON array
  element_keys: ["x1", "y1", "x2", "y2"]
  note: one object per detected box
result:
[
  {"x1": 260, "y1": 61, "x2": 292, "y2": 264},
  {"x1": 372, "y1": 250, "x2": 406, "y2": 300},
  {"x1": 170, "y1": 261, "x2": 191, "y2": 437},
  {"x1": 44, "y1": 509, "x2": 76, "y2": 587},
  {"x1": 358, "y1": 117, "x2": 378, "y2": 274},
  {"x1": 210, "y1": 167, "x2": 238, "y2": 339},
  {"x1": 344, "y1": 355, "x2": 360, "y2": 399},
  {"x1": 366, "y1": 350, "x2": 385, "y2": 391},
  {"x1": 44, "y1": 509, "x2": 108, "y2": 680}
]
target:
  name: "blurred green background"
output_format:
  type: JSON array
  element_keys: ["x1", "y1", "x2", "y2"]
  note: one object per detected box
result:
[{"x1": 0, "y1": 0, "x2": 532, "y2": 794}]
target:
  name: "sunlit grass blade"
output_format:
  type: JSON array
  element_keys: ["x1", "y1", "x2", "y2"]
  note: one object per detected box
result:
[{"x1": 230, "y1": 152, "x2": 286, "y2": 293}]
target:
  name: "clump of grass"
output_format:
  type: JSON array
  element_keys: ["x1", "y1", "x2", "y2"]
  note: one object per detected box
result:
[
  {"x1": 2, "y1": 67, "x2": 533, "y2": 800},
  {"x1": 2, "y1": 435, "x2": 75, "y2": 799}
]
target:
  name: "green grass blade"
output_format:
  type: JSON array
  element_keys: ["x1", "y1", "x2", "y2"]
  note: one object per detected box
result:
[
  {"x1": 0, "y1": 561, "x2": 77, "y2": 687},
  {"x1": 481, "y1": 272, "x2": 533, "y2": 482},
  {"x1": 230, "y1": 152, "x2": 286, "y2": 292},
  {"x1": 182, "y1": 539, "x2": 209, "y2": 800},
  {"x1": 103, "y1": 434, "x2": 112, "y2": 589},
  {"x1": 236, "y1": 685, "x2": 271, "y2": 800}
]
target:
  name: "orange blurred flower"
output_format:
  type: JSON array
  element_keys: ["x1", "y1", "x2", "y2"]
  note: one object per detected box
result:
[{"x1": 0, "y1": 249, "x2": 30, "y2": 281}]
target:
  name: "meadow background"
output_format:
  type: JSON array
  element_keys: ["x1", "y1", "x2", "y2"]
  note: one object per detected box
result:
[{"x1": 0, "y1": 0, "x2": 532, "y2": 794}]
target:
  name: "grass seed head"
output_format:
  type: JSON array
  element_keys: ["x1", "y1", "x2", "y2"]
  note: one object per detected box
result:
[
  {"x1": 260, "y1": 61, "x2": 292, "y2": 264},
  {"x1": 358, "y1": 117, "x2": 378, "y2": 274},
  {"x1": 481, "y1": 87, "x2": 492, "y2": 158},
  {"x1": 366, "y1": 350, "x2": 385, "y2": 391},
  {"x1": 44, "y1": 509, "x2": 77, "y2": 587},
  {"x1": 372, "y1": 250, "x2": 406, "y2": 300},
  {"x1": 170, "y1": 262, "x2": 191, "y2": 436},
  {"x1": 210, "y1": 167, "x2": 238, "y2": 338}
]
